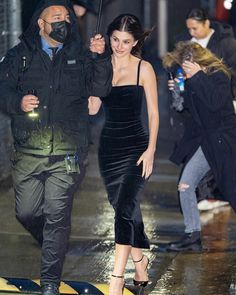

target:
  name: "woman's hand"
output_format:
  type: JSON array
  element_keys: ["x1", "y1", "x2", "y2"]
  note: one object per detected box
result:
[
  {"x1": 168, "y1": 78, "x2": 183, "y2": 91},
  {"x1": 88, "y1": 96, "x2": 102, "y2": 115},
  {"x1": 168, "y1": 78, "x2": 175, "y2": 91},
  {"x1": 137, "y1": 148, "x2": 155, "y2": 179},
  {"x1": 182, "y1": 61, "x2": 201, "y2": 78}
]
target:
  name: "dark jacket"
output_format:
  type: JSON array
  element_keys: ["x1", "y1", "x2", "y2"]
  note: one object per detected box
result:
[
  {"x1": 170, "y1": 70, "x2": 236, "y2": 210},
  {"x1": 0, "y1": 0, "x2": 112, "y2": 158},
  {"x1": 177, "y1": 21, "x2": 236, "y2": 97}
]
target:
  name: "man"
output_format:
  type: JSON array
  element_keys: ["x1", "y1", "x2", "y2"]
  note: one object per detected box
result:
[{"x1": 0, "y1": 1, "x2": 112, "y2": 294}]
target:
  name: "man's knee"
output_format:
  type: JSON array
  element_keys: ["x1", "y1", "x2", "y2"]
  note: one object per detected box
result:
[{"x1": 16, "y1": 208, "x2": 35, "y2": 224}]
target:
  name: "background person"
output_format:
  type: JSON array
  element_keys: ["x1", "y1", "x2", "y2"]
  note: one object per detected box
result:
[
  {"x1": 163, "y1": 41, "x2": 236, "y2": 252},
  {"x1": 180, "y1": 7, "x2": 236, "y2": 97},
  {"x1": 89, "y1": 14, "x2": 159, "y2": 295},
  {"x1": 72, "y1": 0, "x2": 100, "y2": 17},
  {"x1": 171, "y1": 8, "x2": 236, "y2": 211}
]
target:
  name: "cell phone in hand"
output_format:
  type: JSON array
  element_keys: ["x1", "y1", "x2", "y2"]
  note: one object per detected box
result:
[{"x1": 168, "y1": 72, "x2": 174, "y2": 80}]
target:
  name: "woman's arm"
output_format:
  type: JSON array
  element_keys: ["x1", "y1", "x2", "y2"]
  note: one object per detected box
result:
[
  {"x1": 88, "y1": 96, "x2": 102, "y2": 115},
  {"x1": 137, "y1": 61, "x2": 159, "y2": 179}
]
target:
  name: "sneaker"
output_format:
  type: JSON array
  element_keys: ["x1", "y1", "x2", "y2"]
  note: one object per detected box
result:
[
  {"x1": 230, "y1": 281, "x2": 236, "y2": 294},
  {"x1": 197, "y1": 199, "x2": 229, "y2": 211}
]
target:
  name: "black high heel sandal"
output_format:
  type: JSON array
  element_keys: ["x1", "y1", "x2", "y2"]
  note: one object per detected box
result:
[{"x1": 133, "y1": 255, "x2": 149, "y2": 287}]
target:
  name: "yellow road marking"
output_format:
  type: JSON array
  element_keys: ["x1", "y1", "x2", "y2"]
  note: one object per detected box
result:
[
  {"x1": 95, "y1": 283, "x2": 134, "y2": 295},
  {"x1": 0, "y1": 278, "x2": 20, "y2": 292},
  {"x1": 33, "y1": 280, "x2": 78, "y2": 294}
]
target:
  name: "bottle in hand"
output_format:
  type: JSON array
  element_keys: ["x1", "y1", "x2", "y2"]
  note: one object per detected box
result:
[{"x1": 176, "y1": 68, "x2": 185, "y2": 92}]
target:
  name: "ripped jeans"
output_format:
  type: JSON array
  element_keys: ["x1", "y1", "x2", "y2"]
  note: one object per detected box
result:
[{"x1": 179, "y1": 146, "x2": 210, "y2": 233}]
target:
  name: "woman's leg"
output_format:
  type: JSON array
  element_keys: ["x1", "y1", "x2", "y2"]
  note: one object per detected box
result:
[
  {"x1": 168, "y1": 147, "x2": 211, "y2": 251},
  {"x1": 130, "y1": 247, "x2": 149, "y2": 283},
  {"x1": 109, "y1": 243, "x2": 131, "y2": 295},
  {"x1": 179, "y1": 146, "x2": 211, "y2": 233}
]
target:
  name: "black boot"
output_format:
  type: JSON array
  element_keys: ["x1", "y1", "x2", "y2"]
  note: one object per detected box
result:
[
  {"x1": 41, "y1": 284, "x2": 59, "y2": 295},
  {"x1": 166, "y1": 231, "x2": 202, "y2": 252}
]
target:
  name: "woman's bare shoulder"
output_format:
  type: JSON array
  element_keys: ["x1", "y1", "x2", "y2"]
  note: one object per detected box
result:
[
  {"x1": 140, "y1": 60, "x2": 154, "y2": 71},
  {"x1": 139, "y1": 60, "x2": 156, "y2": 82}
]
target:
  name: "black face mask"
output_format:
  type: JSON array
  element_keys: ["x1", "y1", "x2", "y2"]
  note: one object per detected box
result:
[{"x1": 46, "y1": 20, "x2": 71, "y2": 43}]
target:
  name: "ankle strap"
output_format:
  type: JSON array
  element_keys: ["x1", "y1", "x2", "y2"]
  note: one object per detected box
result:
[
  {"x1": 133, "y1": 255, "x2": 144, "y2": 263},
  {"x1": 112, "y1": 274, "x2": 124, "y2": 279}
]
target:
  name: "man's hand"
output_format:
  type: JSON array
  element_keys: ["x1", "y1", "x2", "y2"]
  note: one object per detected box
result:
[
  {"x1": 89, "y1": 34, "x2": 105, "y2": 55},
  {"x1": 21, "y1": 94, "x2": 39, "y2": 112}
]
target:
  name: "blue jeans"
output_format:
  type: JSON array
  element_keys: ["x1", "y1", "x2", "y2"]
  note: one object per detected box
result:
[{"x1": 179, "y1": 146, "x2": 210, "y2": 233}]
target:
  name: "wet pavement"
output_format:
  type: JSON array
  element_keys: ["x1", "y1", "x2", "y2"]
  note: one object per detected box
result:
[
  {"x1": 0, "y1": 130, "x2": 236, "y2": 295},
  {"x1": 0, "y1": 62, "x2": 235, "y2": 295}
]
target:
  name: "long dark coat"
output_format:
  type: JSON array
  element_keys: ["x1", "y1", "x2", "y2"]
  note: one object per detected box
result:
[{"x1": 170, "y1": 70, "x2": 236, "y2": 211}]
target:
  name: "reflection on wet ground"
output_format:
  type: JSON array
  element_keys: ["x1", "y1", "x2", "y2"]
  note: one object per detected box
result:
[
  {"x1": 153, "y1": 206, "x2": 236, "y2": 295},
  {"x1": 0, "y1": 138, "x2": 236, "y2": 295}
]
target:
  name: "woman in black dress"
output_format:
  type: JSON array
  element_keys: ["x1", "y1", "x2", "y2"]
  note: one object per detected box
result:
[{"x1": 89, "y1": 14, "x2": 159, "y2": 295}]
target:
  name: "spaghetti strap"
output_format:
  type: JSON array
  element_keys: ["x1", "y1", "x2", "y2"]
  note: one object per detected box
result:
[{"x1": 136, "y1": 60, "x2": 142, "y2": 86}]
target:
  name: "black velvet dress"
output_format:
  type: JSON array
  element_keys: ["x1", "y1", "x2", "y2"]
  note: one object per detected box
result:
[{"x1": 98, "y1": 61, "x2": 150, "y2": 249}]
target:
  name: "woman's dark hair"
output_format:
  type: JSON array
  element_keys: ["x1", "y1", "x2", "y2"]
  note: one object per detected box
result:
[
  {"x1": 107, "y1": 14, "x2": 150, "y2": 58},
  {"x1": 186, "y1": 8, "x2": 209, "y2": 23}
]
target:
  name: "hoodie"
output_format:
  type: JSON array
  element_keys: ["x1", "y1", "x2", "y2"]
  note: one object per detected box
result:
[{"x1": 21, "y1": 0, "x2": 82, "y2": 51}]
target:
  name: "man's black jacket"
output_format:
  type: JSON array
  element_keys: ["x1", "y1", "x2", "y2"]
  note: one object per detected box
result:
[{"x1": 0, "y1": 0, "x2": 112, "y2": 158}]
